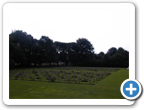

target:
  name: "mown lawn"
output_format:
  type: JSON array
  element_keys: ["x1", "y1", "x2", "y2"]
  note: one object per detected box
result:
[{"x1": 9, "y1": 68, "x2": 128, "y2": 99}]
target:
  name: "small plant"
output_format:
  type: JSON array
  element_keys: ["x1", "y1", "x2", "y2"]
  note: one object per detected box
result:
[
  {"x1": 36, "y1": 77, "x2": 42, "y2": 79},
  {"x1": 81, "y1": 77, "x2": 88, "y2": 82},
  {"x1": 29, "y1": 75, "x2": 34, "y2": 81},
  {"x1": 14, "y1": 75, "x2": 19, "y2": 80},
  {"x1": 78, "y1": 78, "x2": 81, "y2": 84},
  {"x1": 35, "y1": 69, "x2": 42, "y2": 80},
  {"x1": 21, "y1": 76, "x2": 25, "y2": 80},
  {"x1": 21, "y1": 69, "x2": 27, "y2": 79},
  {"x1": 33, "y1": 70, "x2": 36, "y2": 74},
  {"x1": 47, "y1": 76, "x2": 50, "y2": 81},
  {"x1": 67, "y1": 78, "x2": 70, "y2": 83},
  {"x1": 88, "y1": 79, "x2": 91, "y2": 84},
  {"x1": 73, "y1": 76, "x2": 75, "y2": 81},
  {"x1": 9, "y1": 70, "x2": 16, "y2": 77},
  {"x1": 51, "y1": 76, "x2": 55, "y2": 82},
  {"x1": 57, "y1": 77, "x2": 60, "y2": 82},
  {"x1": 90, "y1": 75, "x2": 93, "y2": 78},
  {"x1": 64, "y1": 76, "x2": 66, "y2": 81},
  {"x1": 92, "y1": 77, "x2": 95, "y2": 82},
  {"x1": 29, "y1": 69, "x2": 34, "y2": 81},
  {"x1": 14, "y1": 70, "x2": 22, "y2": 80}
]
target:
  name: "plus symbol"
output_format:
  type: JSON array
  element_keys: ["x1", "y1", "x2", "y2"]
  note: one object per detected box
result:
[{"x1": 126, "y1": 83, "x2": 137, "y2": 95}]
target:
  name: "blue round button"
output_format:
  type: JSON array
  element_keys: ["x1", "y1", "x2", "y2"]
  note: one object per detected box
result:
[
  {"x1": 123, "y1": 81, "x2": 139, "y2": 97},
  {"x1": 120, "y1": 79, "x2": 142, "y2": 100}
]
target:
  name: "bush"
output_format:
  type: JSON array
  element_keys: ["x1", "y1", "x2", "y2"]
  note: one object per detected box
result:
[
  {"x1": 88, "y1": 79, "x2": 92, "y2": 84},
  {"x1": 81, "y1": 79, "x2": 88, "y2": 82},
  {"x1": 36, "y1": 77, "x2": 41, "y2": 79},
  {"x1": 51, "y1": 77, "x2": 55, "y2": 82}
]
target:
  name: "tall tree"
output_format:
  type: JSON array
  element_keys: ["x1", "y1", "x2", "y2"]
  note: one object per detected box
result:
[
  {"x1": 67, "y1": 42, "x2": 81, "y2": 66},
  {"x1": 39, "y1": 36, "x2": 56, "y2": 65},
  {"x1": 9, "y1": 30, "x2": 129, "y2": 68},
  {"x1": 76, "y1": 38, "x2": 94, "y2": 66},
  {"x1": 107, "y1": 47, "x2": 117, "y2": 56},
  {"x1": 54, "y1": 41, "x2": 69, "y2": 65},
  {"x1": 107, "y1": 47, "x2": 129, "y2": 67},
  {"x1": 9, "y1": 30, "x2": 34, "y2": 66},
  {"x1": 30, "y1": 39, "x2": 42, "y2": 66}
]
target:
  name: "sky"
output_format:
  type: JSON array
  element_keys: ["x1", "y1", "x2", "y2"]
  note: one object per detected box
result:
[{"x1": 8, "y1": 3, "x2": 130, "y2": 54}]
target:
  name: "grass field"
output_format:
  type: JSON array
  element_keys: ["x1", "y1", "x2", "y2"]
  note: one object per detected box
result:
[{"x1": 9, "y1": 67, "x2": 128, "y2": 99}]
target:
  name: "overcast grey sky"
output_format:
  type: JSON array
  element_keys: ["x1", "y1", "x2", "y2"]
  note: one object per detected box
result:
[{"x1": 8, "y1": 3, "x2": 130, "y2": 54}]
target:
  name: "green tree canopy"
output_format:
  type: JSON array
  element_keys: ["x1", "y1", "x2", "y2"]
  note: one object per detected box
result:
[{"x1": 9, "y1": 30, "x2": 129, "y2": 68}]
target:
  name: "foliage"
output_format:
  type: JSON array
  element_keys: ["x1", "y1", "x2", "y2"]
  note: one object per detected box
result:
[
  {"x1": 50, "y1": 76, "x2": 55, "y2": 82},
  {"x1": 9, "y1": 59, "x2": 15, "y2": 69},
  {"x1": 9, "y1": 30, "x2": 129, "y2": 68},
  {"x1": 107, "y1": 47, "x2": 117, "y2": 56},
  {"x1": 9, "y1": 67, "x2": 119, "y2": 85}
]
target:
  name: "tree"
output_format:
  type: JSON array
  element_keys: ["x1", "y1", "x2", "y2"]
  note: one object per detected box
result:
[
  {"x1": 107, "y1": 47, "x2": 117, "y2": 56},
  {"x1": 9, "y1": 30, "x2": 34, "y2": 66},
  {"x1": 76, "y1": 38, "x2": 94, "y2": 54},
  {"x1": 117, "y1": 47, "x2": 125, "y2": 54},
  {"x1": 103, "y1": 54, "x2": 111, "y2": 67},
  {"x1": 96, "y1": 52, "x2": 105, "y2": 67},
  {"x1": 95, "y1": 47, "x2": 129, "y2": 67},
  {"x1": 9, "y1": 43, "x2": 27, "y2": 66},
  {"x1": 9, "y1": 59, "x2": 15, "y2": 69},
  {"x1": 110, "y1": 53, "x2": 123, "y2": 67},
  {"x1": 54, "y1": 42, "x2": 69, "y2": 66},
  {"x1": 97, "y1": 52, "x2": 105, "y2": 60},
  {"x1": 67, "y1": 42, "x2": 81, "y2": 66},
  {"x1": 9, "y1": 35, "x2": 27, "y2": 67},
  {"x1": 39, "y1": 36, "x2": 56, "y2": 65},
  {"x1": 9, "y1": 30, "x2": 129, "y2": 68},
  {"x1": 30, "y1": 39, "x2": 43, "y2": 66},
  {"x1": 76, "y1": 38, "x2": 94, "y2": 66}
]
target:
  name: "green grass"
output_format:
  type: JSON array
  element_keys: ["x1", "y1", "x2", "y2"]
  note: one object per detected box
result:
[{"x1": 9, "y1": 68, "x2": 128, "y2": 99}]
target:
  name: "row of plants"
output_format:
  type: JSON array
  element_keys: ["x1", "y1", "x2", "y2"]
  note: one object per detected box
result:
[{"x1": 9, "y1": 67, "x2": 119, "y2": 85}]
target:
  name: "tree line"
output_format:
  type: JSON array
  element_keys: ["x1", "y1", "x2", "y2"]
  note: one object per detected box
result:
[{"x1": 9, "y1": 30, "x2": 129, "y2": 69}]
